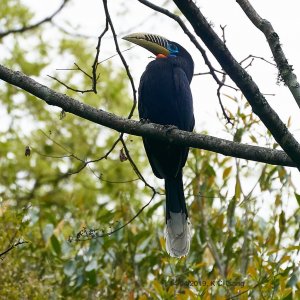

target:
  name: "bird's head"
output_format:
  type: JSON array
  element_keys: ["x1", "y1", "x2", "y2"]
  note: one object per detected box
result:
[
  {"x1": 123, "y1": 32, "x2": 194, "y2": 80},
  {"x1": 122, "y1": 32, "x2": 180, "y2": 58}
]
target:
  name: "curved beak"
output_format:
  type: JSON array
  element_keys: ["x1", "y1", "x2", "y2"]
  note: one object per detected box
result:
[{"x1": 122, "y1": 32, "x2": 170, "y2": 56}]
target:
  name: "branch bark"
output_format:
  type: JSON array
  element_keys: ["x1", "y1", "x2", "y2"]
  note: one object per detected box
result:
[
  {"x1": 172, "y1": 0, "x2": 300, "y2": 171},
  {"x1": 236, "y1": 0, "x2": 300, "y2": 110},
  {"x1": 0, "y1": 64, "x2": 296, "y2": 168}
]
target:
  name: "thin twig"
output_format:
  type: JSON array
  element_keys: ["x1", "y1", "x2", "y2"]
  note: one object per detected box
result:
[
  {"x1": 216, "y1": 25, "x2": 233, "y2": 124},
  {"x1": 0, "y1": 0, "x2": 70, "y2": 38},
  {"x1": 194, "y1": 70, "x2": 225, "y2": 76},
  {"x1": 137, "y1": 0, "x2": 238, "y2": 120},
  {"x1": 0, "y1": 240, "x2": 29, "y2": 259},
  {"x1": 74, "y1": 63, "x2": 92, "y2": 80},
  {"x1": 92, "y1": 20, "x2": 109, "y2": 93},
  {"x1": 47, "y1": 75, "x2": 94, "y2": 93},
  {"x1": 220, "y1": 25, "x2": 227, "y2": 44},
  {"x1": 52, "y1": 21, "x2": 97, "y2": 39},
  {"x1": 217, "y1": 74, "x2": 233, "y2": 124},
  {"x1": 120, "y1": 137, "x2": 158, "y2": 193},
  {"x1": 70, "y1": 191, "x2": 157, "y2": 241},
  {"x1": 226, "y1": 275, "x2": 269, "y2": 299},
  {"x1": 240, "y1": 54, "x2": 276, "y2": 67},
  {"x1": 98, "y1": 46, "x2": 135, "y2": 64},
  {"x1": 102, "y1": 0, "x2": 137, "y2": 119}
]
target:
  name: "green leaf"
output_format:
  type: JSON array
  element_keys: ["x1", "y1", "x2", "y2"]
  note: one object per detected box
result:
[
  {"x1": 267, "y1": 227, "x2": 276, "y2": 245},
  {"x1": 295, "y1": 193, "x2": 300, "y2": 206},
  {"x1": 42, "y1": 223, "x2": 54, "y2": 242},
  {"x1": 287, "y1": 273, "x2": 298, "y2": 287},
  {"x1": 85, "y1": 259, "x2": 98, "y2": 272},
  {"x1": 64, "y1": 260, "x2": 76, "y2": 277},
  {"x1": 86, "y1": 269, "x2": 97, "y2": 286},
  {"x1": 50, "y1": 235, "x2": 61, "y2": 255},
  {"x1": 279, "y1": 211, "x2": 286, "y2": 233},
  {"x1": 235, "y1": 176, "x2": 242, "y2": 200},
  {"x1": 233, "y1": 128, "x2": 243, "y2": 143},
  {"x1": 282, "y1": 289, "x2": 293, "y2": 300},
  {"x1": 146, "y1": 200, "x2": 163, "y2": 218},
  {"x1": 223, "y1": 166, "x2": 232, "y2": 180}
]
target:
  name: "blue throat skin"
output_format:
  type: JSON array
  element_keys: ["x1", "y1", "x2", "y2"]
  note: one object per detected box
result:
[{"x1": 167, "y1": 42, "x2": 179, "y2": 57}]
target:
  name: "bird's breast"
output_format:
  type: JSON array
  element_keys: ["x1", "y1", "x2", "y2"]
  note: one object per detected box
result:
[{"x1": 139, "y1": 60, "x2": 180, "y2": 125}]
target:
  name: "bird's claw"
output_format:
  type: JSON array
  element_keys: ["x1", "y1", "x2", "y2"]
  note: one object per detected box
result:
[
  {"x1": 164, "y1": 125, "x2": 178, "y2": 133},
  {"x1": 140, "y1": 118, "x2": 150, "y2": 124}
]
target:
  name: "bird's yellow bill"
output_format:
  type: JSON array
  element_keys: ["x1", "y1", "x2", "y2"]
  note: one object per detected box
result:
[{"x1": 122, "y1": 33, "x2": 170, "y2": 56}]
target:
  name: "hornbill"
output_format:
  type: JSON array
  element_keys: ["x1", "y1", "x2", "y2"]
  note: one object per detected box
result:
[{"x1": 123, "y1": 33, "x2": 194, "y2": 257}]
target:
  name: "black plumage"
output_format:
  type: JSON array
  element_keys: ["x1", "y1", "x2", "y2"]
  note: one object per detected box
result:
[
  {"x1": 123, "y1": 34, "x2": 194, "y2": 257},
  {"x1": 139, "y1": 42, "x2": 194, "y2": 257}
]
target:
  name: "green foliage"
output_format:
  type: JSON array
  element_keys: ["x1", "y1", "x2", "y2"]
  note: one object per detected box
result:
[{"x1": 0, "y1": 1, "x2": 300, "y2": 299}]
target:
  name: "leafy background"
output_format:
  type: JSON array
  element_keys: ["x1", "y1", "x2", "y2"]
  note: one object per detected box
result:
[{"x1": 0, "y1": 1, "x2": 300, "y2": 299}]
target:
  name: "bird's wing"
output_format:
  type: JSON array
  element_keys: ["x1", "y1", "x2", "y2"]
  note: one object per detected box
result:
[
  {"x1": 172, "y1": 65, "x2": 195, "y2": 170},
  {"x1": 142, "y1": 138, "x2": 164, "y2": 179},
  {"x1": 172, "y1": 65, "x2": 195, "y2": 132},
  {"x1": 138, "y1": 60, "x2": 194, "y2": 178},
  {"x1": 138, "y1": 71, "x2": 164, "y2": 179}
]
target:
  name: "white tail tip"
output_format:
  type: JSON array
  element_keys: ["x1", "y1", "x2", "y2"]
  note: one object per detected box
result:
[{"x1": 165, "y1": 212, "x2": 191, "y2": 257}]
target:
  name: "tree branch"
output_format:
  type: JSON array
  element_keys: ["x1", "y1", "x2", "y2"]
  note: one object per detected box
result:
[
  {"x1": 0, "y1": 240, "x2": 28, "y2": 259},
  {"x1": 236, "y1": 0, "x2": 300, "y2": 110},
  {"x1": 138, "y1": 0, "x2": 238, "y2": 95},
  {"x1": 103, "y1": 0, "x2": 137, "y2": 119},
  {"x1": 0, "y1": 0, "x2": 69, "y2": 39},
  {"x1": 0, "y1": 63, "x2": 296, "y2": 168},
  {"x1": 172, "y1": 0, "x2": 300, "y2": 170},
  {"x1": 69, "y1": 191, "x2": 157, "y2": 241}
]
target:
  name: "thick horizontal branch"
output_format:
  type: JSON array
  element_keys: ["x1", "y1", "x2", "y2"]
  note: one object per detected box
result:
[
  {"x1": 173, "y1": 0, "x2": 300, "y2": 170},
  {"x1": 236, "y1": 0, "x2": 300, "y2": 110},
  {"x1": 0, "y1": 64, "x2": 296, "y2": 168}
]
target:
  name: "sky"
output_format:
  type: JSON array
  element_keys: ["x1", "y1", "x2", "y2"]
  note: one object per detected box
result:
[{"x1": 19, "y1": 0, "x2": 300, "y2": 199}]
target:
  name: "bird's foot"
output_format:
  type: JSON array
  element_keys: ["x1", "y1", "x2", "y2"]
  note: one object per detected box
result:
[
  {"x1": 140, "y1": 118, "x2": 151, "y2": 124},
  {"x1": 164, "y1": 124, "x2": 178, "y2": 133}
]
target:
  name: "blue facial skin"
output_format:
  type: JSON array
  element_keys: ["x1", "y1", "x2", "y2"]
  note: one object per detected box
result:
[{"x1": 167, "y1": 43, "x2": 179, "y2": 57}]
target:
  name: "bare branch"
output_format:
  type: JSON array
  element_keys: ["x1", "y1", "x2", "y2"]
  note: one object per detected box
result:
[
  {"x1": 217, "y1": 72, "x2": 233, "y2": 124},
  {"x1": 0, "y1": 64, "x2": 296, "y2": 168},
  {"x1": 217, "y1": 25, "x2": 233, "y2": 124},
  {"x1": 240, "y1": 54, "x2": 276, "y2": 67},
  {"x1": 92, "y1": 20, "x2": 109, "y2": 93},
  {"x1": 0, "y1": 240, "x2": 29, "y2": 259},
  {"x1": 120, "y1": 137, "x2": 157, "y2": 193},
  {"x1": 236, "y1": 0, "x2": 300, "y2": 110},
  {"x1": 52, "y1": 21, "x2": 97, "y2": 39},
  {"x1": 0, "y1": 0, "x2": 70, "y2": 39},
  {"x1": 172, "y1": 0, "x2": 300, "y2": 171},
  {"x1": 69, "y1": 191, "x2": 157, "y2": 241},
  {"x1": 98, "y1": 46, "x2": 136, "y2": 64},
  {"x1": 137, "y1": 0, "x2": 241, "y2": 107},
  {"x1": 103, "y1": 0, "x2": 137, "y2": 119},
  {"x1": 47, "y1": 74, "x2": 94, "y2": 93}
]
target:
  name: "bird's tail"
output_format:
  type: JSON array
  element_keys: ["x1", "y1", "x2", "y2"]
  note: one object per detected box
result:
[{"x1": 164, "y1": 171, "x2": 191, "y2": 257}]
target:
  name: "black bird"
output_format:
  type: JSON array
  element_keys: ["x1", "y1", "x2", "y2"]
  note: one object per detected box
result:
[{"x1": 123, "y1": 33, "x2": 194, "y2": 257}]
